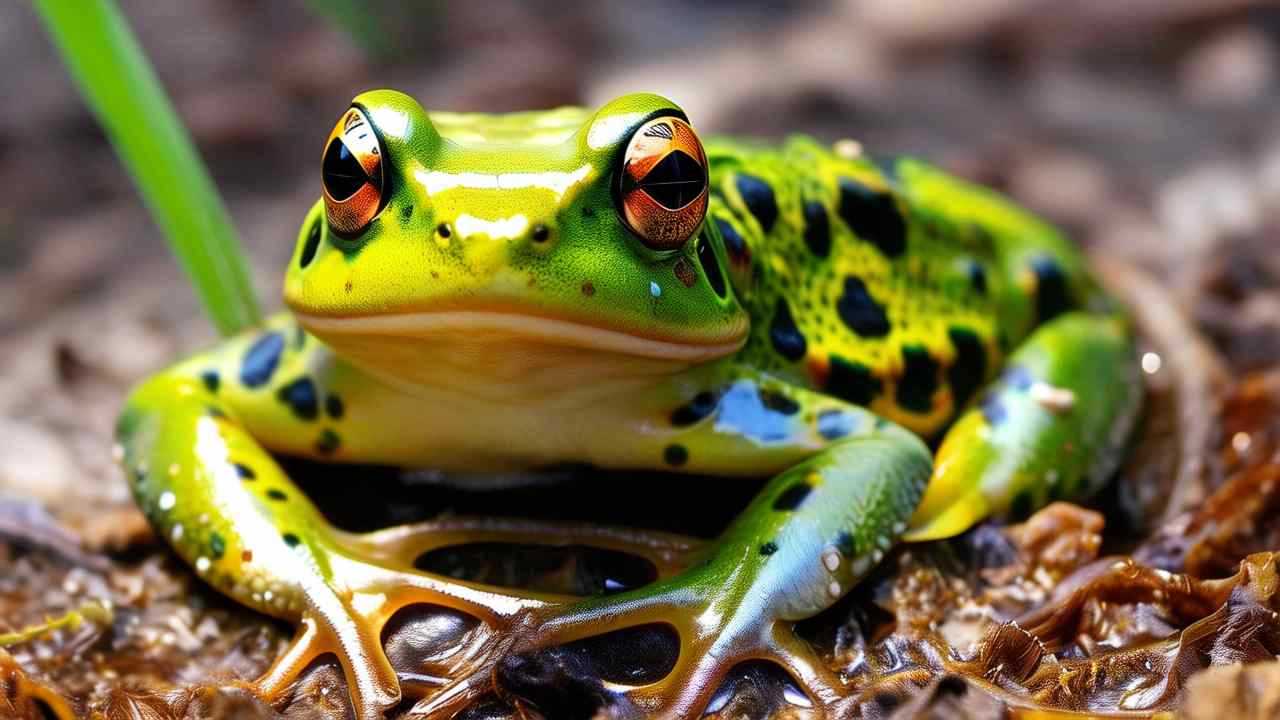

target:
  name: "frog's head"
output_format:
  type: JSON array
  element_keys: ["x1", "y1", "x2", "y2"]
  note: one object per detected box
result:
[{"x1": 285, "y1": 90, "x2": 747, "y2": 389}]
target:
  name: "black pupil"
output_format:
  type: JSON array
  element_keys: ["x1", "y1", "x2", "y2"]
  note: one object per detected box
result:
[
  {"x1": 322, "y1": 138, "x2": 373, "y2": 200},
  {"x1": 637, "y1": 150, "x2": 706, "y2": 209}
]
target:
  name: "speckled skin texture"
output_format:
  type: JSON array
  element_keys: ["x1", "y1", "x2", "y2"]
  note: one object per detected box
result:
[{"x1": 115, "y1": 90, "x2": 1141, "y2": 719}]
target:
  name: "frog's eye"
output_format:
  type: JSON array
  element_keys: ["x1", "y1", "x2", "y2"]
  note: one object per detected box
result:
[
  {"x1": 321, "y1": 106, "x2": 387, "y2": 236},
  {"x1": 617, "y1": 116, "x2": 709, "y2": 251}
]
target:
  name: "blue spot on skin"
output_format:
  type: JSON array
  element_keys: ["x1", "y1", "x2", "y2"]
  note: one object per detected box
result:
[
  {"x1": 650, "y1": 281, "x2": 662, "y2": 298},
  {"x1": 1002, "y1": 365, "x2": 1035, "y2": 392},
  {"x1": 981, "y1": 394, "x2": 1008, "y2": 425},
  {"x1": 736, "y1": 174, "x2": 779, "y2": 233},
  {"x1": 277, "y1": 377, "x2": 319, "y2": 420},
  {"x1": 817, "y1": 410, "x2": 858, "y2": 440},
  {"x1": 716, "y1": 382, "x2": 795, "y2": 443},
  {"x1": 241, "y1": 332, "x2": 284, "y2": 388}
]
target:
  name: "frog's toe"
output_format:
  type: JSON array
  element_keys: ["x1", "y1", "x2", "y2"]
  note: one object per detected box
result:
[
  {"x1": 252, "y1": 534, "x2": 555, "y2": 719},
  {"x1": 474, "y1": 575, "x2": 843, "y2": 719},
  {"x1": 255, "y1": 592, "x2": 401, "y2": 720},
  {"x1": 255, "y1": 518, "x2": 703, "y2": 718}
]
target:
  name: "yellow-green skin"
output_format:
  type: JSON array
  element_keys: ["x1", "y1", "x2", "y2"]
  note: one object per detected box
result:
[{"x1": 116, "y1": 91, "x2": 1141, "y2": 718}]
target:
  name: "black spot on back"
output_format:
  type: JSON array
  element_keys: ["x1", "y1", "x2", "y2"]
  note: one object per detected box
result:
[
  {"x1": 735, "y1": 174, "x2": 778, "y2": 234},
  {"x1": 715, "y1": 217, "x2": 750, "y2": 266},
  {"x1": 233, "y1": 463, "x2": 256, "y2": 480},
  {"x1": 282, "y1": 533, "x2": 301, "y2": 547},
  {"x1": 837, "y1": 177, "x2": 906, "y2": 258},
  {"x1": 802, "y1": 200, "x2": 831, "y2": 258},
  {"x1": 769, "y1": 299, "x2": 808, "y2": 362},
  {"x1": 240, "y1": 332, "x2": 285, "y2": 388},
  {"x1": 671, "y1": 391, "x2": 719, "y2": 427},
  {"x1": 773, "y1": 482, "x2": 812, "y2": 511},
  {"x1": 947, "y1": 328, "x2": 987, "y2": 410},
  {"x1": 897, "y1": 346, "x2": 939, "y2": 414},
  {"x1": 1031, "y1": 255, "x2": 1073, "y2": 323},
  {"x1": 277, "y1": 377, "x2": 319, "y2": 420},
  {"x1": 837, "y1": 276, "x2": 890, "y2": 337},
  {"x1": 200, "y1": 370, "x2": 220, "y2": 393},
  {"x1": 299, "y1": 220, "x2": 321, "y2": 268},
  {"x1": 827, "y1": 355, "x2": 882, "y2": 406},
  {"x1": 267, "y1": 488, "x2": 288, "y2": 502},
  {"x1": 759, "y1": 541, "x2": 778, "y2": 556}
]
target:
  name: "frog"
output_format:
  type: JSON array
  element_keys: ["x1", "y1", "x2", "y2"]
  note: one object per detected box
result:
[{"x1": 114, "y1": 90, "x2": 1142, "y2": 719}]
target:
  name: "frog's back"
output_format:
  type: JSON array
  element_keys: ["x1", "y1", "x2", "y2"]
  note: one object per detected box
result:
[{"x1": 705, "y1": 135, "x2": 1094, "y2": 436}]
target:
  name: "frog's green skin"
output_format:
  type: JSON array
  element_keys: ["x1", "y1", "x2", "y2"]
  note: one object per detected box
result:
[{"x1": 115, "y1": 90, "x2": 1141, "y2": 718}]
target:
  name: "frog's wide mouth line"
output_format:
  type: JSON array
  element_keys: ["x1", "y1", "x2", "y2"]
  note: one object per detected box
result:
[{"x1": 295, "y1": 309, "x2": 748, "y2": 361}]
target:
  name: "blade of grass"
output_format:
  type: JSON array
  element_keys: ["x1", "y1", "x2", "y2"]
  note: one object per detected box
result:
[{"x1": 33, "y1": 0, "x2": 261, "y2": 336}]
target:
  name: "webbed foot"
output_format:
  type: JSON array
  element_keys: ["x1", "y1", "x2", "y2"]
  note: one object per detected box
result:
[
  {"x1": 414, "y1": 432, "x2": 930, "y2": 718},
  {"x1": 253, "y1": 516, "x2": 701, "y2": 718}
]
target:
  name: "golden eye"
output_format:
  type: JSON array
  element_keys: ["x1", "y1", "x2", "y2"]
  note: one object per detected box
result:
[
  {"x1": 617, "y1": 116, "x2": 709, "y2": 251},
  {"x1": 321, "y1": 106, "x2": 386, "y2": 236}
]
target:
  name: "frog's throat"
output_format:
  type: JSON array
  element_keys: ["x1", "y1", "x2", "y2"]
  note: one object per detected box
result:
[{"x1": 296, "y1": 309, "x2": 747, "y2": 363}]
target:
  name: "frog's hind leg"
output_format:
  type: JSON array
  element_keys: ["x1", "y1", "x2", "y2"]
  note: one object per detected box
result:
[
  {"x1": 116, "y1": 371, "x2": 555, "y2": 719},
  {"x1": 424, "y1": 428, "x2": 933, "y2": 719},
  {"x1": 905, "y1": 311, "x2": 1142, "y2": 541}
]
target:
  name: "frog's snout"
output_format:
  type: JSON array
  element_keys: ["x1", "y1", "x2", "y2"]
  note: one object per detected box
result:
[{"x1": 434, "y1": 214, "x2": 556, "y2": 252}]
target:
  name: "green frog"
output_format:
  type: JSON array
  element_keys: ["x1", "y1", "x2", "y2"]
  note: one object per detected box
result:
[{"x1": 115, "y1": 90, "x2": 1141, "y2": 718}]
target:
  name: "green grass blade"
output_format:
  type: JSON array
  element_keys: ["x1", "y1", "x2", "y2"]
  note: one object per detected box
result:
[{"x1": 33, "y1": 0, "x2": 261, "y2": 336}]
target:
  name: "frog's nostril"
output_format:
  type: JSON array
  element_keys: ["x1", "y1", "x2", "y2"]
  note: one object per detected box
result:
[{"x1": 531, "y1": 224, "x2": 551, "y2": 243}]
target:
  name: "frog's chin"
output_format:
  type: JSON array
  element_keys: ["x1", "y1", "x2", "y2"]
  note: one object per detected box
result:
[{"x1": 294, "y1": 309, "x2": 746, "y2": 394}]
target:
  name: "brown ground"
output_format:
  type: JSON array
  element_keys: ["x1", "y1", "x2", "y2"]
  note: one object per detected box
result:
[{"x1": 2, "y1": 1, "x2": 1280, "y2": 718}]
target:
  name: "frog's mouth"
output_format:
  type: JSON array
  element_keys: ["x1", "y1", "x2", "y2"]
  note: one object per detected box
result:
[
  {"x1": 299, "y1": 309, "x2": 747, "y2": 362},
  {"x1": 296, "y1": 308, "x2": 746, "y2": 395}
]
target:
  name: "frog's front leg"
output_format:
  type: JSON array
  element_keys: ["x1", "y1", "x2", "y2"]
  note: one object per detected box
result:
[
  {"x1": 423, "y1": 370, "x2": 933, "y2": 718},
  {"x1": 906, "y1": 311, "x2": 1142, "y2": 540},
  {"x1": 115, "y1": 322, "x2": 558, "y2": 720}
]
